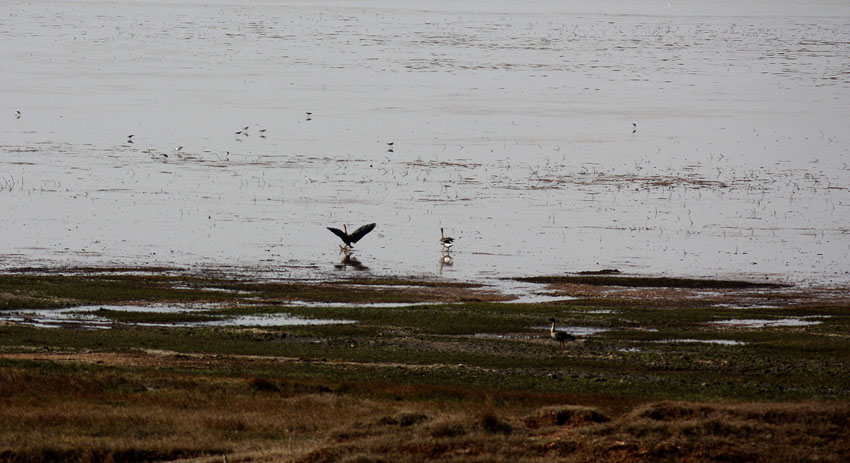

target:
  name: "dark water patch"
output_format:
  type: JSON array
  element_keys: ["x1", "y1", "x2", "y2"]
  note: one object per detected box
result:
[{"x1": 516, "y1": 275, "x2": 789, "y2": 289}]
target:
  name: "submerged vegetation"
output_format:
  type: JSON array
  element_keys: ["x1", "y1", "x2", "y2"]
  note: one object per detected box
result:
[{"x1": 0, "y1": 268, "x2": 848, "y2": 462}]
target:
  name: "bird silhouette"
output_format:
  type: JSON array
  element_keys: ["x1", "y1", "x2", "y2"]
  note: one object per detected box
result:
[
  {"x1": 549, "y1": 318, "x2": 576, "y2": 347},
  {"x1": 327, "y1": 223, "x2": 376, "y2": 253}
]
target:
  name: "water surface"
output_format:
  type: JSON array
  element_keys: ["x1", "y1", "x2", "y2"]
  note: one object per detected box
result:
[{"x1": 2, "y1": 0, "x2": 849, "y2": 285}]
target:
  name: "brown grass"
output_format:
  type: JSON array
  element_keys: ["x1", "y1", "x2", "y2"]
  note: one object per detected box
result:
[{"x1": 1, "y1": 350, "x2": 849, "y2": 463}]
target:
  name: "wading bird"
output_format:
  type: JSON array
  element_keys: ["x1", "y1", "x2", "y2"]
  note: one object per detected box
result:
[
  {"x1": 327, "y1": 223, "x2": 376, "y2": 254},
  {"x1": 440, "y1": 228, "x2": 454, "y2": 253},
  {"x1": 549, "y1": 318, "x2": 575, "y2": 347}
]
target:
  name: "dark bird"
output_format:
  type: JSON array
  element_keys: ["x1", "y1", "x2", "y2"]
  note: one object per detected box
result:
[
  {"x1": 440, "y1": 228, "x2": 454, "y2": 253},
  {"x1": 632, "y1": 123, "x2": 637, "y2": 134},
  {"x1": 127, "y1": 134, "x2": 134, "y2": 139},
  {"x1": 327, "y1": 223, "x2": 376, "y2": 253},
  {"x1": 549, "y1": 318, "x2": 575, "y2": 347}
]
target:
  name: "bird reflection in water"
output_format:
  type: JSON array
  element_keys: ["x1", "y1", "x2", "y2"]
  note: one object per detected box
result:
[
  {"x1": 439, "y1": 254, "x2": 453, "y2": 272},
  {"x1": 335, "y1": 253, "x2": 369, "y2": 271}
]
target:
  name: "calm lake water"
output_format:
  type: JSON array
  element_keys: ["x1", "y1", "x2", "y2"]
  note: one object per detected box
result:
[{"x1": 2, "y1": 0, "x2": 849, "y2": 286}]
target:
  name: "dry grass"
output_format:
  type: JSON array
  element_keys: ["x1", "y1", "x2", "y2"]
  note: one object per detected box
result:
[
  {"x1": 3, "y1": 358, "x2": 846, "y2": 463},
  {"x1": 284, "y1": 401, "x2": 850, "y2": 463}
]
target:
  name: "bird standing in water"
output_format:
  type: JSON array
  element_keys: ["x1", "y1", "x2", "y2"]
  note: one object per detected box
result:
[
  {"x1": 327, "y1": 223, "x2": 376, "y2": 255},
  {"x1": 440, "y1": 228, "x2": 454, "y2": 253},
  {"x1": 549, "y1": 318, "x2": 575, "y2": 347}
]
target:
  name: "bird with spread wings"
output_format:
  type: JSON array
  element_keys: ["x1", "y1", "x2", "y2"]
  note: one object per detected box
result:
[{"x1": 327, "y1": 223, "x2": 376, "y2": 255}]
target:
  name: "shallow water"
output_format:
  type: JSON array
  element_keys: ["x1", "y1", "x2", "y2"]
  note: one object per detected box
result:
[
  {"x1": 656, "y1": 339, "x2": 746, "y2": 346},
  {"x1": 2, "y1": 0, "x2": 849, "y2": 286},
  {"x1": 1, "y1": 304, "x2": 352, "y2": 329},
  {"x1": 710, "y1": 318, "x2": 823, "y2": 328}
]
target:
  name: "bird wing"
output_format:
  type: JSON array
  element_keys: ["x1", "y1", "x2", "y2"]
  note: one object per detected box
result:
[
  {"x1": 348, "y1": 223, "x2": 376, "y2": 244},
  {"x1": 327, "y1": 227, "x2": 350, "y2": 244}
]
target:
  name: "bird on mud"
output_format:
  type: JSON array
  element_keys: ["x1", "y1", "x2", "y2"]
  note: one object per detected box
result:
[
  {"x1": 327, "y1": 223, "x2": 376, "y2": 255},
  {"x1": 549, "y1": 318, "x2": 576, "y2": 347},
  {"x1": 439, "y1": 228, "x2": 454, "y2": 253}
]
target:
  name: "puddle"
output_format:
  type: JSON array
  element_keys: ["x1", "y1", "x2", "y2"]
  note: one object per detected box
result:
[
  {"x1": 474, "y1": 333, "x2": 533, "y2": 340},
  {"x1": 709, "y1": 318, "x2": 823, "y2": 328},
  {"x1": 286, "y1": 301, "x2": 441, "y2": 308},
  {"x1": 0, "y1": 305, "x2": 352, "y2": 329},
  {"x1": 172, "y1": 285, "x2": 254, "y2": 295},
  {"x1": 496, "y1": 279, "x2": 577, "y2": 304},
  {"x1": 618, "y1": 347, "x2": 643, "y2": 352},
  {"x1": 475, "y1": 325, "x2": 609, "y2": 339},
  {"x1": 712, "y1": 304, "x2": 781, "y2": 310},
  {"x1": 532, "y1": 325, "x2": 611, "y2": 336},
  {"x1": 655, "y1": 339, "x2": 746, "y2": 346},
  {"x1": 206, "y1": 314, "x2": 352, "y2": 327}
]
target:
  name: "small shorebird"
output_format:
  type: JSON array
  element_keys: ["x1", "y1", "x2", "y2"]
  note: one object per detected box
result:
[
  {"x1": 15, "y1": 111, "x2": 21, "y2": 119},
  {"x1": 440, "y1": 228, "x2": 454, "y2": 253},
  {"x1": 632, "y1": 123, "x2": 637, "y2": 134},
  {"x1": 386, "y1": 142, "x2": 394, "y2": 152},
  {"x1": 549, "y1": 318, "x2": 576, "y2": 347},
  {"x1": 327, "y1": 223, "x2": 376, "y2": 255},
  {"x1": 306, "y1": 112, "x2": 312, "y2": 121}
]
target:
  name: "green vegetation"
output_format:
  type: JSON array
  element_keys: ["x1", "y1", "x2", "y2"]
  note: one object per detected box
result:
[{"x1": 0, "y1": 269, "x2": 848, "y2": 462}]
